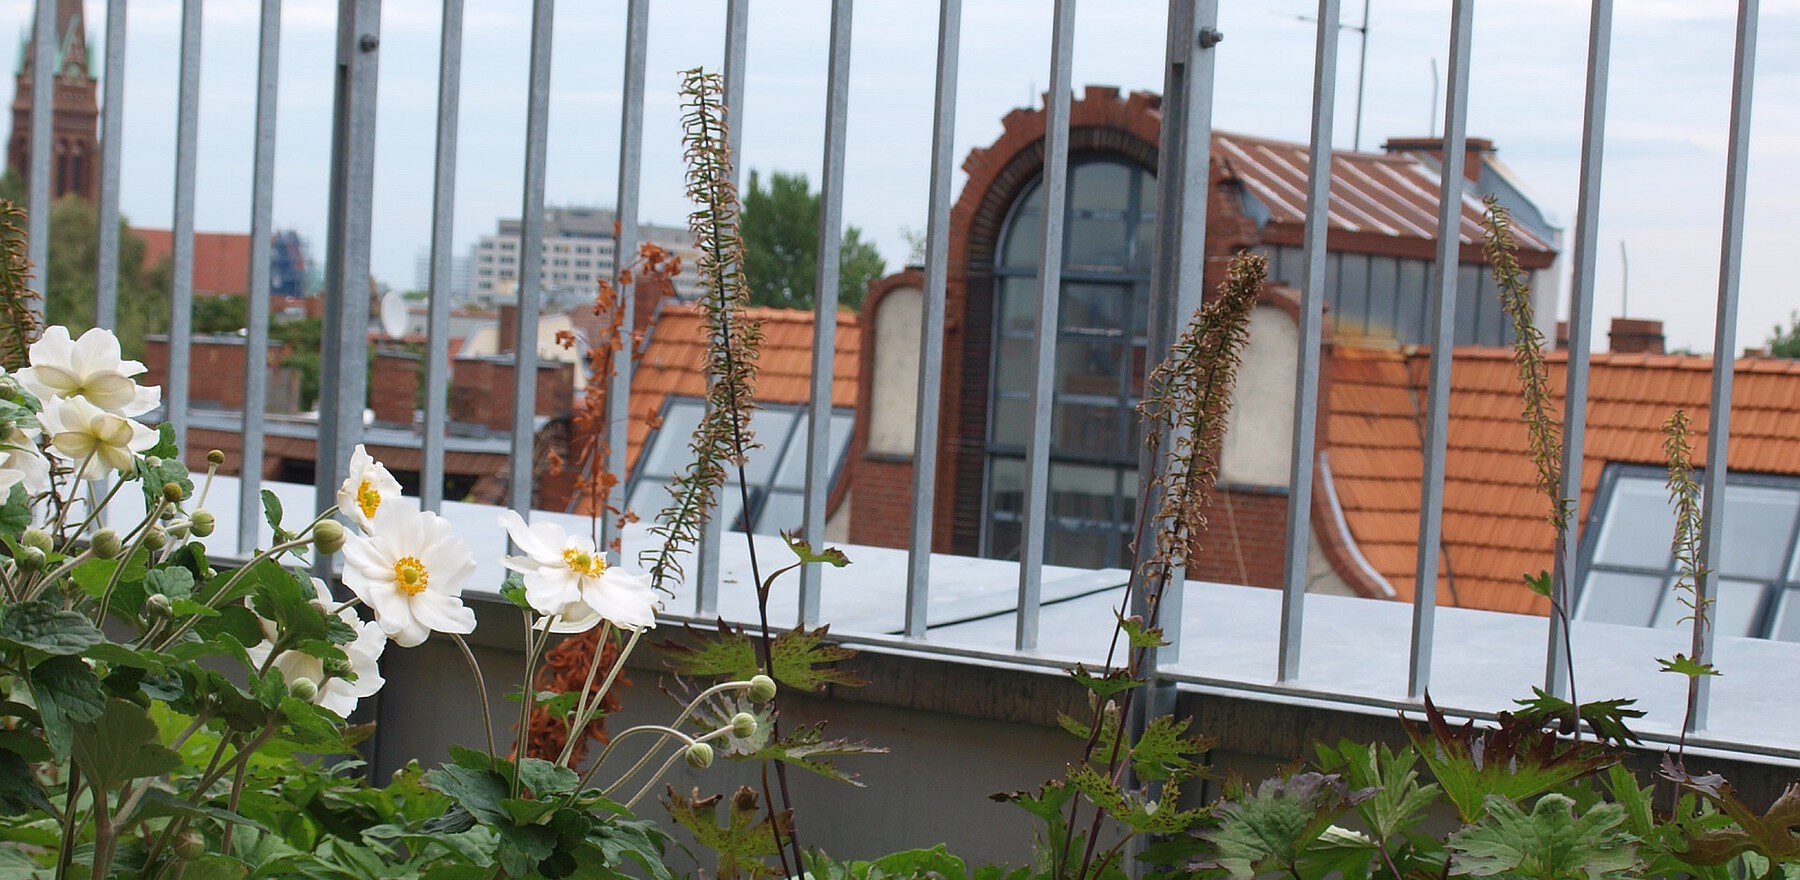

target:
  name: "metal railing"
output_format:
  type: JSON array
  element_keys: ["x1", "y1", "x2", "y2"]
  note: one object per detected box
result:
[{"x1": 15, "y1": 0, "x2": 1772, "y2": 751}]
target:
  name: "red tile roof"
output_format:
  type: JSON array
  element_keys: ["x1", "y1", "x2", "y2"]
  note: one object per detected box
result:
[
  {"x1": 1323, "y1": 345, "x2": 1800, "y2": 615},
  {"x1": 133, "y1": 228, "x2": 251, "y2": 297},
  {"x1": 624, "y1": 304, "x2": 860, "y2": 472}
]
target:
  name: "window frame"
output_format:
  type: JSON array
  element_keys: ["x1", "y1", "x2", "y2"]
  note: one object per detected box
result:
[
  {"x1": 1575, "y1": 462, "x2": 1800, "y2": 640},
  {"x1": 979, "y1": 156, "x2": 1156, "y2": 569},
  {"x1": 625, "y1": 395, "x2": 857, "y2": 536}
]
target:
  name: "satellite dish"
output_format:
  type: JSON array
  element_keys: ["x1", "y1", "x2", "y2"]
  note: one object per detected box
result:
[{"x1": 378, "y1": 290, "x2": 409, "y2": 339}]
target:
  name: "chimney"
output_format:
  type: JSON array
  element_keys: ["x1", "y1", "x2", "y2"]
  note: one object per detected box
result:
[
  {"x1": 449, "y1": 356, "x2": 575, "y2": 433},
  {"x1": 497, "y1": 304, "x2": 518, "y2": 355},
  {"x1": 369, "y1": 348, "x2": 421, "y2": 425},
  {"x1": 1555, "y1": 320, "x2": 1570, "y2": 351},
  {"x1": 1382, "y1": 136, "x2": 1496, "y2": 184},
  {"x1": 1608, "y1": 317, "x2": 1665, "y2": 355}
]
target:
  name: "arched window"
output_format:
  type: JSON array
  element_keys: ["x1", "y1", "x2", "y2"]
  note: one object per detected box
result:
[{"x1": 983, "y1": 158, "x2": 1157, "y2": 569}]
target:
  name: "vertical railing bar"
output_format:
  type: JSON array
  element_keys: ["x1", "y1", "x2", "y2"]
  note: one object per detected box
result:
[
  {"x1": 420, "y1": 0, "x2": 465, "y2": 514},
  {"x1": 1406, "y1": 0, "x2": 1473, "y2": 699},
  {"x1": 604, "y1": 0, "x2": 649, "y2": 565},
  {"x1": 314, "y1": 0, "x2": 382, "y2": 540},
  {"x1": 1693, "y1": 0, "x2": 1759, "y2": 733},
  {"x1": 238, "y1": 0, "x2": 280, "y2": 554},
  {"x1": 901, "y1": 0, "x2": 962, "y2": 640},
  {"x1": 166, "y1": 0, "x2": 203, "y2": 448},
  {"x1": 1015, "y1": 0, "x2": 1076, "y2": 653},
  {"x1": 94, "y1": 0, "x2": 126, "y2": 330},
  {"x1": 798, "y1": 0, "x2": 854, "y2": 626},
  {"x1": 1277, "y1": 0, "x2": 1341, "y2": 684},
  {"x1": 1131, "y1": 0, "x2": 1218, "y2": 684},
  {"x1": 24, "y1": 0, "x2": 51, "y2": 317},
  {"x1": 1545, "y1": 0, "x2": 1613, "y2": 698},
  {"x1": 508, "y1": 0, "x2": 555, "y2": 517},
  {"x1": 695, "y1": 0, "x2": 748, "y2": 616}
]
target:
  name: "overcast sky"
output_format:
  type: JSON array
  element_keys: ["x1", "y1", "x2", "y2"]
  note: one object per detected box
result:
[{"x1": 1, "y1": 0, "x2": 1796, "y2": 353}]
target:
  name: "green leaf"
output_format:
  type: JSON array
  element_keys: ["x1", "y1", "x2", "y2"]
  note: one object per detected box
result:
[
  {"x1": 135, "y1": 426, "x2": 193, "y2": 506},
  {"x1": 0, "y1": 600, "x2": 105, "y2": 655},
  {"x1": 781, "y1": 532, "x2": 850, "y2": 567},
  {"x1": 70, "y1": 698, "x2": 182, "y2": 789},
  {"x1": 1656, "y1": 653, "x2": 1720, "y2": 679},
  {"x1": 737, "y1": 722, "x2": 887, "y2": 785},
  {"x1": 658, "y1": 622, "x2": 865, "y2": 692},
  {"x1": 1130, "y1": 715, "x2": 1212, "y2": 783},
  {"x1": 145, "y1": 566, "x2": 196, "y2": 600},
  {"x1": 1068, "y1": 763, "x2": 1205, "y2": 836},
  {"x1": 1315, "y1": 741, "x2": 1439, "y2": 845},
  {"x1": 1404, "y1": 693, "x2": 1617, "y2": 823},
  {"x1": 424, "y1": 763, "x2": 513, "y2": 827},
  {"x1": 1068, "y1": 664, "x2": 1144, "y2": 701},
  {"x1": 1525, "y1": 570, "x2": 1554, "y2": 599},
  {"x1": 261, "y1": 489, "x2": 284, "y2": 534},
  {"x1": 1447, "y1": 794, "x2": 1637, "y2": 880},
  {"x1": 665, "y1": 786, "x2": 787, "y2": 880},
  {"x1": 0, "y1": 485, "x2": 27, "y2": 540},
  {"x1": 1511, "y1": 689, "x2": 1645, "y2": 748},
  {"x1": 0, "y1": 749, "x2": 53, "y2": 816},
  {"x1": 27, "y1": 654, "x2": 107, "y2": 757},
  {"x1": 1663, "y1": 763, "x2": 1800, "y2": 865},
  {"x1": 516, "y1": 757, "x2": 579, "y2": 798},
  {"x1": 1200, "y1": 773, "x2": 1373, "y2": 880},
  {"x1": 1116, "y1": 613, "x2": 1169, "y2": 649}
]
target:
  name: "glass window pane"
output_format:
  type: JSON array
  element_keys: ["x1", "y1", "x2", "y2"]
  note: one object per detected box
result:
[
  {"x1": 1655, "y1": 578, "x2": 1766, "y2": 638},
  {"x1": 1367, "y1": 257, "x2": 1400, "y2": 340},
  {"x1": 990, "y1": 395, "x2": 1030, "y2": 448},
  {"x1": 1049, "y1": 462, "x2": 1117, "y2": 525},
  {"x1": 1001, "y1": 184, "x2": 1044, "y2": 269},
  {"x1": 1062, "y1": 283, "x2": 1129, "y2": 336},
  {"x1": 741, "y1": 409, "x2": 796, "y2": 486},
  {"x1": 1593, "y1": 476, "x2": 1678, "y2": 568},
  {"x1": 1067, "y1": 214, "x2": 1129, "y2": 267},
  {"x1": 639, "y1": 400, "x2": 706, "y2": 477},
  {"x1": 1048, "y1": 526, "x2": 1111, "y2": 569},
  {"x1": 771, "y1": 410, "x2": 857, "y2": 491},
  {"x1": 1336, "y1": 253, "x2": 1372, "y2": 334},
  {"x1": 998, "y1": 276, "x2": 1038, "y2": 336},
  {"x1": 628, "y1": 479, "x2": 672, "y2": 518},
  {"x1": 1395, "y1": 259, "x2": 1428, "y2": 344},
  {"x1": 1773, "y1": 589, "x2": 1800, "y2": 642},
  {"x1": 1578, "y1": 570, "x2": 1664, "y2": 626},
  {"x1": 995, "y1": 337, "x2": 1033, "y2": 395},
  {"x1": 1720, "y1": 484, "x2": 1799, "y2": 579},
  {"x1": 1056, "y1": 339, "x2": 1124, "y2": 398},
  {"x1": 987, "y1": 518, "x2": 1021, "y2": 561},
  {"x1": 753, "y1": 491, "x2": 804, "y2": 536},
  {"x1": 988, "y1": 456, "x2": 1025, "y2": 518},
  {"x1": 1070, "y1": 161, "x2": 1131, "y2": 212},
  {"x1": 1051, "y1": 401, "x2": 1123, "y2": 459}
]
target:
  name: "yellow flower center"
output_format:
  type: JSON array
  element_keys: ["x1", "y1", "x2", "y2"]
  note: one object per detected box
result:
[
  {"x1": 393, "y1": 556, "x2": 429, "y2": 596},
  {"x1": 356, "y1": 479, "x2": 382, "y2": 520},
  {"x1": 562, "y1": 548, "x2": 604, "y2": 578}
]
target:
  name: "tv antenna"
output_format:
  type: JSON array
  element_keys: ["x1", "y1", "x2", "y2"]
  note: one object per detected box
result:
[
  {"x1": 1428, "y1": 57, "x2": 1440, "y2": 134},
  {"x1": 1619, "y1": 240, "x2": 1630, "y2": 318},
  {"x1": 1287, "y1": 0, "x2": 1374, "y2": 150}
]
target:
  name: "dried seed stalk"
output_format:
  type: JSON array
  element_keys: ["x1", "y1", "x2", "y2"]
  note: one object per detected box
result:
[{"x1": 0, "y1": 202, "x2": 40, "y2": 370}]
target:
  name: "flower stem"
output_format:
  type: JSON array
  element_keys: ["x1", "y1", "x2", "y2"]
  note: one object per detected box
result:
[
  {"x1": 559, "y1": 627, "x2": 641, "y2": 767},
  {"x1": 450, "y1": 633, "x2": 498, "y2": 763}
]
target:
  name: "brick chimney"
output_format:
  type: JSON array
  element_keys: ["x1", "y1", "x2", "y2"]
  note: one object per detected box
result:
[
  {"x1": 369, "y1": 349, "x2": 421, "y2": 425},
  {"x1": 497, "y1": 304, "x2": 518, "y2": 355},
  {"x1": 1382, "y1": 136, "x2": 1496, "y2": 184},
  {"x1": 449, "y1": 355, "x2": 575, "y2": 433},
  {"x1": 1608, "y1": 317, "x2": 1665, "y2": 355}
]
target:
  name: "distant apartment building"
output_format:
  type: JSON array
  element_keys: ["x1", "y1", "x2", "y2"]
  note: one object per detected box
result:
[
  {"x1": 412, "y1": 249, "x2": 472, "y2": 300},
  {"x1": 470, "y1": 206, "x2": 702, "y2": 309}
]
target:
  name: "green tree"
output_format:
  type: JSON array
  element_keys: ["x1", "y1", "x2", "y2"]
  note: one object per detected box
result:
[
  {"x1": 0, "y1": 174, "x2": 169, "y2": 357},
  {"x1": 740, "y1": 169, "x2": 885, "y2": 311},
  {"x1": 1768, "y1": 311, "x2": 1800, "y2": 359}
]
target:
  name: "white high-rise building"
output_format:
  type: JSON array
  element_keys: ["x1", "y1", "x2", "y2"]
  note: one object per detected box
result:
[{"x1": 470, "y1": 206, "x2": 702, "y2": 309}]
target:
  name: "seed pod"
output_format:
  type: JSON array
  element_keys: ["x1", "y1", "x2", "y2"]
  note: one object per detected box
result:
[
  {"x1": 16, "y1": 546, "x2": 46, "y2": 570},
  {"x1": 144, "y1": 593, "x2": 173, "y2": 618},
  {"x1": 747, "y1": 674, "x2": 777, "y2": 704},
  {"x1": 162, "y1": 482, "x2": 184, "y2": 504},
  {"x1": 312, "y1": 520, "x2": 347, "y2": 555},
  {"x1": 144, "y1": 526, "x2": 169, "y2": 550},
  {"x1": 19, "y1": 529, "x2": 52, "y2": 554},
  {"x1": 190, "y1": 510, "x2": 216, "y2": 538},
  {"x1": 90, "y1": 529, "x2": 123, "y2": 559},
  {"x1": 207, "y1": 449, "x2": 226, "y2": 466},
  {"x1": 730, "y1": 712, "x2": 758, "y2": 738}
]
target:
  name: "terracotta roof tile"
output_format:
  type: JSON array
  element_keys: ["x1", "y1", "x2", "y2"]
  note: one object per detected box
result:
[{"x1": 1323, "y1": 346, "x2": 1800, "y2": 615}]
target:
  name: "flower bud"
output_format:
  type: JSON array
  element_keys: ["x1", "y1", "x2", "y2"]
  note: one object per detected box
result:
[
  {"x1": 312, "y1": 520, "x2": 347, "y2": 555},
  {"x1": 747, "y1": 674, "x2": 777, "y2": 704},
  {"x1": 144, "y1": 593, "x2": 173, "y2": 618},
  {"x1": 16, "y1": 545, "x2": 45, "y2": 570},
  {"x1": 189, "y1": 510, "x2": 216, "y2": 538},
  {"x1": 684, "y1": 742, "x2": 714, "y2": 770},
  {"x1": 143, "y1": 526, "x2": 169, "y2": 550},
  {"x1": 162, "y1": 482, "x2": 185, "y2": 504},
  {"x1": 173, "y1": 831, "x2": 205, "y2": 861},
  {"x1": 730, "y1": 712, "x2": 758, "y2": 738},
  {"x1": 206, "y1": 449, "x2": 226, "y2": 466},
  {"x1": 288, "y1": 677, "x2": 319, "y2": 702},
  {"x1": 20, "y1": 528, "x2": 52, "y2": 554},
  {"x1": 90, "y1": 529, "x2": 123, "y2": 559},
  {"x1": 323, "y1": 656, "x2": 353, "y2": 679}
]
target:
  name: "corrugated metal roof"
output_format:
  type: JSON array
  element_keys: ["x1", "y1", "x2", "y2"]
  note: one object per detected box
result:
[{"x1": 1214, "y1": 132, "x2": 1557, "y2": 254}]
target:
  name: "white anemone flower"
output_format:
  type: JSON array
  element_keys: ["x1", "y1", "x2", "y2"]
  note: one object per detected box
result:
[
  {"x1": 0, "y1": 426, "x2": 50, "y2": 496},
  {"x1": 336, "y1": 444, "x2": 403, "y2": 531},
  {"x1": 246, "y1": 582, "x2": 387, "y2": 718},
  {"x1": 498, "y1": 510, "x2": 658, "y2": 632},
  {"x1": 342, "y1": 502, "x2": 477, "y2": 647},
  {"x1": 36, "y1": 396, "x2": 157, "y2": 480},
  {"x1": 16, "y1": 326, "x2": 161, "y2": 416}
]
